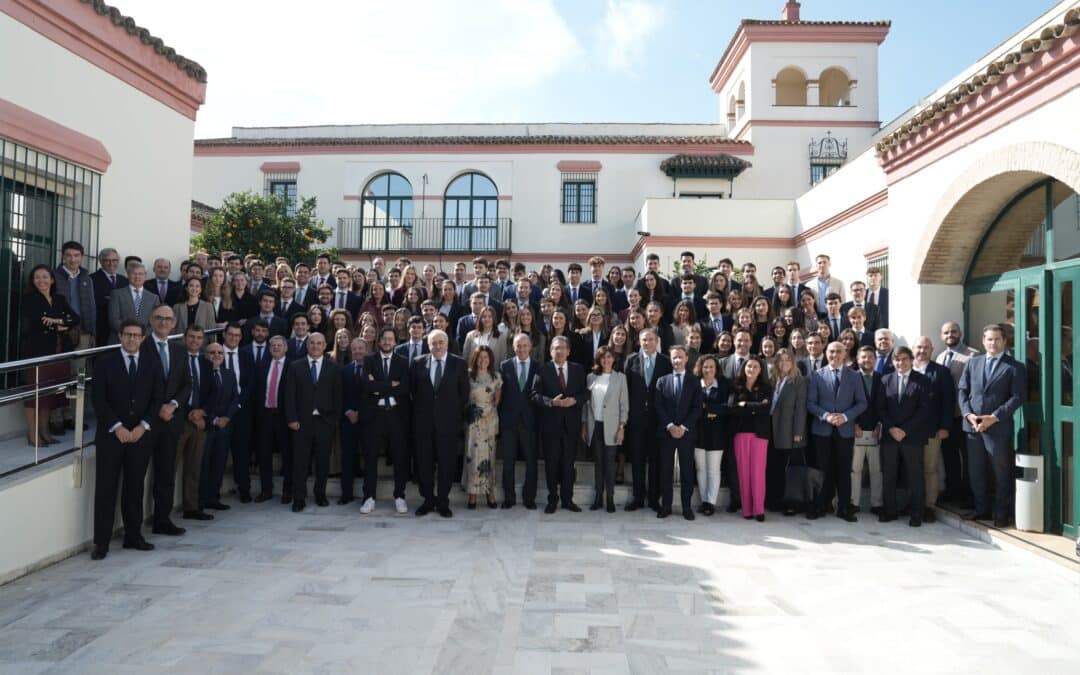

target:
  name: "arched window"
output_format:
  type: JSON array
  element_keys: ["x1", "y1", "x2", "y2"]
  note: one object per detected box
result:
[
  {"x1": 819, "y1": 67, "x2": 852, "y2": 106},
  {"x1": 774, "y1": 67, "x2": 807, "y2": 106},
  {"x1": 444, "y1": 172, "x2": 498, "y2": 250},
  {"x1": 362, "y1": 172, "x2": 413, "y2": 226},
  {"x1": 736, "y1": 81, "x2": 746, "y2": 118},
  {"x1": 727, "y1": 95, "x2": 737, "y2": 125}
]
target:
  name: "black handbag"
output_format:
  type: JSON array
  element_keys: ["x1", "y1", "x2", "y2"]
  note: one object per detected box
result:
[{"x1": 784, "y1": 448, "x2": 824, "y2": 504}]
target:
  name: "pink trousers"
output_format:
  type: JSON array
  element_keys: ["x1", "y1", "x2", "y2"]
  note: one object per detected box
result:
[{"x1": 734, "y1": 432, "x2": 769, "y2": 517}]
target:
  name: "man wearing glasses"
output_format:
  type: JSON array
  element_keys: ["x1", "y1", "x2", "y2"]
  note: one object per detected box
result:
[{"x1": 90, "y1": 320, "x2": 164, "y2": 560}]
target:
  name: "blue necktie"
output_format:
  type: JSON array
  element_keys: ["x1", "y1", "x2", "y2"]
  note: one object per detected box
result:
[
  {"x1": 674, "y1": 373, "x2": 682, "y2": 400},
  {"x1": 832, "y1": 369, "x2": 841, "y2": 395},
  {"x1": 984, "y1": 357, "x2": 996, "y2": 383},
  {"x1": 310, "y1": 360, "x2": 318, "y2": 385},
  {"x1": 157, "y1": 341, "x2": 169, "y2": 378}
]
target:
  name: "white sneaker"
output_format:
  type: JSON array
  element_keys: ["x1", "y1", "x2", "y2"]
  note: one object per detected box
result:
[
  {"x1": 359, "y1": 498, "x2": 375, "y2": 515},
  {"x1": 395, "y1": 498, "x2": 408, "y2": 514}
]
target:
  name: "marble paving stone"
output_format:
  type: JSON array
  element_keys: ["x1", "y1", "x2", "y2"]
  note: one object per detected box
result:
[{"x1": 1, "y1": 496, "x2": 1079, "y2": 673}]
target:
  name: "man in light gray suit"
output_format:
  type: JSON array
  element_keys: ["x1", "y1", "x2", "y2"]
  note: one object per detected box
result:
[
  {"x1": 936, "y1": 321, "x2": 979, "y2": 505},
  {"x1": 108, "y1": 263, "x2": 160, "y2": 343},
  {"x1": 958, "y1": 323, "x2": 1025, "y2": 528}
]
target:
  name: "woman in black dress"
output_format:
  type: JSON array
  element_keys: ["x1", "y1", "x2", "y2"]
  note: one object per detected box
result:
[{"x1": 20, "y1": 264, "x2": 79, "y2": 445}]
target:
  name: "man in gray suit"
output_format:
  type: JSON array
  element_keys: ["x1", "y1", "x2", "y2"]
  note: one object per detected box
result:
[
  {"x1": 719, "y1": 329, "x2": 755, "y2": 381},
  {"x1": 958, "y1": 323, "x2": 1025, "y2": 528},
  {"x1": 108, "y1": 263, "x2": 160, "y2": 343},
  {"x1": 936, "y1": 321, "x2": 979, "y2": 505},
  {"x1": 806, "y1": 340, "x2": 868, "y2": 521}
]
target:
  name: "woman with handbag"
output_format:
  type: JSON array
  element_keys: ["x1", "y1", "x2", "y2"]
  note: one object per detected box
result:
[
  {"x1": 728, "y1": 357, "x2": 773, "y2": 521},
  {"x1": 769, "y1": 349, "x2": 808, "y2": 515},
  {"x1": 464, "y1": 346, "x2": 502, "y2": 509},
  {"x1": 694, "y1": 354, "x2": 729, "y2": 515},
  {"x1": 582, "y1": 347, "x2": 628, "y2": 513}
]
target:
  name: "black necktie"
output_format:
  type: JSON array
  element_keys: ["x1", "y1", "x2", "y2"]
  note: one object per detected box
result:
[
  {"x1": 256, "y1": 345, "x2": 263, "y2": 362},
  {"x1": 127, "y1": 354, "x2": 137, "y2": 386},
  {"x1": 384, "y1": 357, "x2": 391, "y2": 381},
  {"x1": 434, "y1": 359, "x2": 443, "y2": 389}
]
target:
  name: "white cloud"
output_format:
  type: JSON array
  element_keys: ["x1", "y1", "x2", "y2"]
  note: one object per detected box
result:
[
  {"x1": 118, "y1": 0, "x2": 583, "y2": 136},
  {"x1": 597, "y1": 0, "x2": 666, "y2": 72}
]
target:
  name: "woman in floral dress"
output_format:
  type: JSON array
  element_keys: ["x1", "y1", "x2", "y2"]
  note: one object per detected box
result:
[{"x1": 465, "y1": 345, "x2": 502, "y2": 508}]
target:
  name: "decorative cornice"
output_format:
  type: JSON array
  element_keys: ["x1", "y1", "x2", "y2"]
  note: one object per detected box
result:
[
  {"x1": 556, "y1": 160, "x2": 603, "y2": 172},
  {"x1": 0, "y1": 97, "x2": 111, "y2": 171},
  {"x1": 260, "y1": 161, "x2": 301, "y2": 174},
  {"x1": 793, "y1": 189, "x2": 888, "y2": 246}
]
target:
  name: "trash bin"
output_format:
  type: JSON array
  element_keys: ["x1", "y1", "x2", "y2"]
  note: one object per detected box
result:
[{"x1": 1015, "y1": 453, "x2": 1044, "y2": 532}]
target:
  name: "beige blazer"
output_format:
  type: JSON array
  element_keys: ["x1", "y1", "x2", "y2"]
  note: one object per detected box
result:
[
  {"x1": 173, "y1": 300, "x2": 217, "y2": 333},
  {"x1": 583, "y1": 371, "x2": 629, "y2": 446}
]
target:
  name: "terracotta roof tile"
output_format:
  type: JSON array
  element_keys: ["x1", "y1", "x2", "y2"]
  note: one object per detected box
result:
[
  {"x1": 83, "y1": 0, "x2": 206, "y2": 82},
  {"x1": 194, "y1": 135, "x2": 751, "y2": 148},
  {"x1": 660, "y1": 153, "x2": 752, "y2": 178}
]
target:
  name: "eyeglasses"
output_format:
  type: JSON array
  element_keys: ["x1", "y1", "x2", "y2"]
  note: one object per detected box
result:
[
  {"x1": 152, "y1": 316, "x2": 175, "y2": 322},
  {"x1": 120, "y1": 332, "x2": 143, "y2": 339}
]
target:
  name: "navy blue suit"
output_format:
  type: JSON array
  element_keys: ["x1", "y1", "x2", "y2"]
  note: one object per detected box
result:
[
  {"x1": 499, "y1": 357, "x2": 541, "y2": 506},
  {"x1": 140, "y1": 337, "x2": 191, "y2": 527},
  {"x1": 919, "y1": 361, "x2": 956, "y2": 435},
  {"x1": 531, "y1": 360, "x2": 586, "y2": 507},
  {"x1": 410, "y1": 353, "x2": 469, "y2": 509},
  {"x1": 339, "y1": 359, "x2": 365, "y2": 501},
  {"x1": 145, "y1": 278, "x2": 182, "y2": 306},
  {"x1": 201, "y1": 367, "x2": 239, "y2": 507},
  {"x1": 654, "y1": 371, "x2": 703, "y2": 514},
  {"x1": 394, "y1": 340, "x2": 429, "y2": 363},
  {"x1": 624, "y1": 351, "x2": 672, "y2": 506},
  {"x1": 806, "y1": 364, "x2": 868, "y2": 516},
  {"x1": 363, "y1": 352, "x2": 411, "y2": 500},
  {"x1": 867, "y1": 287, "x2": 888, "y2": 328},
  {"x1": 698, "y1": 315, "x2": 733, "y2": 353},
  {"x1": 223, "y1": 348, "x2": 257, "y2": 498},
  {"x1": 958, "y1": 353, "x2": 1026, "y2": 519},
  {"x1": 878, "y1": 370, "x2": 931, "y2": 517},
  {"x1": 253, "y1": 356, "x2": 290, "y2": 497}
]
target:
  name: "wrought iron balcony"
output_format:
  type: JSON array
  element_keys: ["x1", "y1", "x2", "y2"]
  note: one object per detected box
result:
[{"x1": 336, "y1": 217, "x2": 512, "y2": 254}]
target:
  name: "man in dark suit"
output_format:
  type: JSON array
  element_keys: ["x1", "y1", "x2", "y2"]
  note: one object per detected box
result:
[
  {"x1": 395, "y1": 316, "x2": 429, "y2": 363},
  {"x1": 331, "y1": 270, "x2": 363, "y2": 318},
  {"x1": 873, "y1": 329, "x2": 896, "y2": 376},
  {"x1": 455, "y1": 292, "x2": 486, "y2": 347},
  {"x1": 585, "y1": 255, "x2": 617, "y2": 301},
  {"x1": 698, "y1": 293, "x2": 732, "y2": 354},
  {"x1": 199, "y1": 342, "x2": 239, "y2": 512},
  {"x1": 90, "y1": 319, "x2": 165, "y2": 560},
  {"x1": 252, "y1": 335, "x2": 290, "y2": 502},
  {"x1": 409, "y1": 329, "x2": 469, "y2": 517},
  {"x1": 806, "y1": 340, "x2": 868, "y2": 522},
  {"x1": 275, "y1": 279, "x2": 307, "y2": 319},
  {"x1": 141, "y1": 306, "x2": 191, "y2": 537},
  {"x1": 221, "y1": 323, "x2": 256, "y2": 502},
  {"x1": 877, "y1": 347, "x2": 931, "y2": 526},
  {"x1": 822, "y1": 293, "x2": 849, "y2": 342},
  {"x1": 247, "y1": 293, "x2": 287, "y2": 341},
  {"x1": 785, "y1": 260, "x2": 811, "y2": 304},
  {"x1": 622, "y1": 328, "x2": 672, "y2": 511},
  {"x1": 361, "y1": 327, "x2": 410, "y2": 514},
  {"x1": 654, "y1": 345, "x2": 703, "y2": 520},
  {"x1": 913, "y1": 336, "x2": 957, "y2": 522},
  {"x1": 285, "y1": 331, "x2": 342, "y2": 511},
  {"x1": 840, "y1": 281, "x2": 880, "y2": 333},
  {"x1": 958, "y1": 324, "x2": 1026, "y2": 527},
  {"x1": 668, "y1": 274, "x2": 707, "y2": 321},
  {"x1": 90, "y1": 247, "x2": 127, "y2": 345},
  {"x1": 531, "y1": 335, "x2": 586, "y2": 513},
  {"x1": 500, "y1": 334, "x2": 541, "y2": 509},
  {"x1": 287, "y1": 314, "x2": 311, "y2": 362},
  {"x1": 340, "y1": 338, "x2": 367, "y2": 505},
  {"x1": 565, "y1": 263, "x2": 593, "y2": 307},
  {"x1": 146, "y1": 257, "x2": 182, "y2": 306},
  {"x1": 866, "y1": 268, "x2": 888, "y2": 328},
  {"x1": 308, "y1": 254, "x2": 336, "y2": 292},
  {"x1": 673, "y1": 251, "x2": 708, "y2": 298},
  {"x1": 799, "y1": 333, "x2": 827, "y2": 376},
  {"x1": 243, "y1": 320, "x2": 274, "y2": 368}
]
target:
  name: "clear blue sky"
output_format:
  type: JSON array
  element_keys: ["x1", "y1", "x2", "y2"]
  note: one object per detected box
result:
[{"x1": 121, "y1": 0, "x2": 1057, "y2": 137}]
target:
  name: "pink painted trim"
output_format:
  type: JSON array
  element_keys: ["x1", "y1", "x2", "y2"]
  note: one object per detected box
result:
[
  {"x1": 497, "y1": 195, "x2": 512, "y2": 201},
  {"x1": 743, "y1": 119, "x2": 880, "y2": 128},
  {"x1": 881, "y1": 32, "x2": 1080, "y2": 184},
  {"x1": 631, "y1": 234, "x2": 795, "y2": 260},
  {"x1": 863, "y1": 245, "x2": 889, "y2": 259},
  {"x1": 710, "y1": 23, "x2": 890, "y2": 93},
  {"x1": 344, "y1": 194, "x2": 451, "y2": 201},
  {"x1": 260, "y1": 161, "x2": 300, "y2": 173},
  {"x1": 2, "y1": 0, "x2": 207, "y2": 120},
  {"x1": 0, "y1": 98, "x2": 111, "y2": 172},
  {"x1": 793, "y1": 189, "x2": 888, "y2": 246},
  {"x1": 343, "y1": 195, "x2": 362, "y2": 201},
  {"x1": 556, "y1": 160, "x2": 603, "y2": 172},
  {"x1": 194, "y1": 142, "x2": 754, "y2": 157}
]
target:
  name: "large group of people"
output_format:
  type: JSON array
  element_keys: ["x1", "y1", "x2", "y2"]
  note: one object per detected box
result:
[{"x1": 16, "y1": 243, "x2": 1026, "y2": 560}]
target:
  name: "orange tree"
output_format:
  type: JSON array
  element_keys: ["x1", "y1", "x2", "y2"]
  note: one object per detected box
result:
[{"x1": 192, "y1": 191, "x2": 336, "y2": 263}]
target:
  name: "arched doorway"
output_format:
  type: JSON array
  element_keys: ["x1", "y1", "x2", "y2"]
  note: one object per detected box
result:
[{"x1": 964, "y1": 177, "x2": 1080, "y2": 536}]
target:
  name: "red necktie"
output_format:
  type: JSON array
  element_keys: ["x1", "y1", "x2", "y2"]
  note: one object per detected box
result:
[{"x1": 267, "y1": 360, "x2": 280, "y2": 408}]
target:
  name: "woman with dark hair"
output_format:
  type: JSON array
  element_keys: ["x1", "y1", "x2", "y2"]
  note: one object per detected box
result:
[
  {"x1": 838, "y1": 328, "x2": 858, "y2": 366},
  {"x1": 546, "y1": 308, "x2": 577, "y2": 363},
  {"x1": 401, "y1": 286, "x2": 424, "y2": 317},
  {"x1": 515, "y1": 305, "x2": 547, "y2": 363},
  {"x1": 328, "y1": 308, "x2": 352, "y2": 337},
  {"x1": 465, "y1": 345, "x2": 502, "y2": 509},
  {"x1": 592, "y1": 287, "x2": 618, "y2": 329},
  {"x1": 773, "y1": 282, "x2": 796, "y2": 313},
  {"x1": 728, "y1": 357, "x2": 773, "y2": 522},
  {"x1": 607, "y1": 324, "x2": 631, "y2": 373},
  {"x1": 618, "y1": 286, "x2": 642, "y2": 324},
  {"x1": 20, "y1": 264, "x2": 79, "y2": 446},
  {"x1": 693, "y1": 354, "x2": 729, "y2": 515},
  {"x1": 708, "y1": 271, "x2": 730, "y2": 310},
  {"x1": 770, "y1": 317, "x2": 789, "y2": 349},
  {"x1": 625, "y1": 308, "x2": 646, "y2": 352},
  {"x1": 546, "y1": 266, "x2": 564, "y2": 289},
  {"x1": 173, "y1": 276, "x2": 215, "y2": 332},
  {"x1": 770, "y1": 348, "x2": 807, "y2": 515},
  {"x1": 571, "y1": 299, "x2": 590, "y2": 331},
  {"x1": 576, "y1": 306, "x2": 608, "y2": 369},
  {"x1": 463, "y1": 305, "x2": 506, "y2": 365},
  {"x1": 751, "y1": 296, "x2": 774, "y2": 350},
  {"x1": 307, "y1": 305, "x2": 330, "y2": 341},
  {"x1": 715, "y1": 331, "x2": 734, "y2": 358},
  {"x1": 431, "y1": 313, "x2": 460, "y2": 355},
  {"x1": 583, "y1": 346, "x2": 628, "y2": 513},
  {"x1": 350, "y1": 268, "x2": 369, "y2": 299},
  {"x1": 203, "y1": 267, "x2": 230, "y2": 328},
  {"x1": 726, "y1": 289, "x2": 744, "y2": 320},
  {"x1": 670, "y1": 299, "x2": 697, "y2": 348},
  {"x1": 360, "y1": 279, "x2": 390, "y2": 325},
  {"x1": 640, "y1": 271, "x2": 668, "y2": 307},
  {"x1": 546, "y1": 281, "x2": 570, "y2": 311},
  {"x1": 798, "y1": 290, "x2": 821, "y2": 332},
  {"x1": 329, "y1": 328, "x2": 354, "y2": 365},
  {"x1": 644, "y1": 301, "x2": 671, "y2": 350}
]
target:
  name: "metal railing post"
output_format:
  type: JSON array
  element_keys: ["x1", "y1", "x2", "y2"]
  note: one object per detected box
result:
[
  {"x1": 71, "y1": 369, "x2": 86, "y2": 487},
  {"x1": 33, "y1": 365, "x2": 40, "y2": 462}
]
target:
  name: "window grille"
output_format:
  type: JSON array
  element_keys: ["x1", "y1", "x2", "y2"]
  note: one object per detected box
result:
[{"x1": 561, "y1": 172, "x2": 597, "y2": 224}]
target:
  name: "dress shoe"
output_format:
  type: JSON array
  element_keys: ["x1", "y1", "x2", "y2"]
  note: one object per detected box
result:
[
  {"x1": 415, "y1": 502, "x2": 434, "y2": 516},
  {"x1": 563, "y1": 502, "x2": 582, "y2": 513},
  {"x1": 695, "y1": 503, "x2": 706, "y2": 514},
  {"x1": 544, "y1": 503, "x2": 557, "y2": 514},
  {"x1": 755, "y1": 514, "x2": 765, "y2": 522},
  {"x1": 743, "y1": 515, "x2": 753, "y2": 520},
  {"x1": 589, "y1": 502, "x2": 602, "y2": 511},
  {"x1": 281, "y1": 492, "x2": 292, "y2": 505},
  {"x1": 909, "y1": 517, "x2": 922, "y2": 527},
  {"x1": 923, "y1": 508, "x2": 936, "y2": 523},
  {"x1": 725, "y1": 503, "x2": 739, "y2": 514},
  {"x1": 501, "y1": 502, "x2": 515, "y2": 510},
  {"x1": 524, "y1": 501, "x2": 537, "y2": 510},
  {"x1": 841, "y1": 511, "x2": 858, "y2": 523},
  {"x1": 238, "y1": 494, "x2": 252, "y2": 504},
  {"x1": 684, "y1": 511, "x2": 695, "y2": 521},
  {"x1": 487, "y1": 499, "x2": 498, "y2": 509},
  {"x1": 656, "y1": 508, "x2": 670, "y2": 519},
  {"x1": 648, "y1": 501, "x2": 660, "y2": 512},
  {"x1": 870, "y1": 506, "x2": 883, "y2": 516},
  {"x1": 973, "y1": 511, "x2": 992, "y2": 521},
  {"x1": 90, "y1": 546, "x2": 107, "y2": 560},
  {"x1": 702, "y1": 503, "x2": 714, "y2": 516},
  {"x1": 993, "y1": 516, "x2": 1010, "y2": 528},
  {"x1": 467, "y1": 501, "x2": 477, "y2": 510},
  {"x1": 122, "y1": 539, "x2": 155, "y2": 551},
  {"x1": 292, "y1": 501, "x2": 306, "y2": 512},
  {"x1": 624, "y1": 501, "x2": 642, "y2": 512},
  {"x1": 849, "y1": 505, "x2": 861, "y2": 514},
  {"x1": 205, "y1": 501, "x2": 230, "y2": 511},
  {"x1": 783, "y1": 507, "x2": 796, "y2": 516},
  {"x1": 806, "y1": 510, "x2": 820, "y2": 520},
  {"x1": 182, "y1": 510, "x2": 213, "y2": 521},
  {"x1": 606, "y1": 501, "x2": 616, "y2": 514},
  {"x1": 438, "y1": 506, "x2": 453, "y2": 518},
  {"x1": 152, "y1": 522, "x2": 186, "y2": 536},
  {"x1": 338, "y1": 496, "x2": 354, "y2": 506},
  {"x1": 254, "y1": 492, "x2": 273, "y2": 503},
  {"x1": 315, "y1": 497, "x2": 329, "y2": 507},
  {"x1": 879, "y1": 513, "x2": 897, "y2": 523},
  {"x1": 49, "y1": 421, "x2": 65, "y2": 436}
]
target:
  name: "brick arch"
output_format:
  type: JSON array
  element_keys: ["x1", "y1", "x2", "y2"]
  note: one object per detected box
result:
[{"x1": 913, "y1": 142, "x2": 1080, "y2": 284}]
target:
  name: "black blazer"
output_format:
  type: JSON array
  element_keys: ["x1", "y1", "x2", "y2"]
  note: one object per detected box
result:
[
  {"x1": 362, "y1": 352, "x2": 410, "y2": 420},
  {"x1": 90, "y1": 269, "x2": 127, "y2": 344},
  {"x1": 409, "y1": 353, "x2": 469, "y2": 435},
  {"x1": 19, "y1": 291, "x2": 79, "y2": 358},
  {"x1": 204, "y1": 367, "x2": 240, "y2": 422},
  {"x1": 624, "y1": 351, "x2": 672, "y2": 421},
  {"x1": 394, "y1": 340, "x2": 429, "y2": 363},
  {"x1": 698, "y1": 315, "x2": 732, "y2": 353},
  {"x1": 330, "y1": 292, "x2": 363, "y2": 320},
  {"x1": 574, "y1": 330, "x2": 607, "y2": 370},
  {"x1": 877, "y1": 370, "x2": 932, "y2": 445},
  {"x1": 144, "y1": 278, "x2": 182, "y2": 306},
  {"x1": 697, "y1": 379, "x2": 731, "y2": 450},
  {"x1": 139, "y1": 337, "x2": 192, "y2": 431},
  {"x1": 840, "y1": 301, "x2": 880, "y2": 332},
  {"x1": 244, "y1": 315, "x2": 288, "y2": 342},
  {"x1": 285, "y1": 357, "x2": 343, "y2": 425},
  {"x1": 919, "y1": 361, "x2": 956, "y2": 433},
  {"x1": 287, "y1": 336, "x2": 309, "y2": 362},
  {"x1": 455, "y1": 314, "x2": 479, "y2": 347},
  {"x1": 223, "y1": 347, "x2": 256, "y2": 409},
  {"x1": 252, "y1": 357, "x2": 289, "y2": 413},
  {"x1": 340, "y1": 359, "x2": 364, "y2": 418},
  {"x1": 530, "y1": 360, "x2": 586, "y2": 435},
  {"x1": 92, "y1": 349, "x2": 164, "y2": 433},
  {"x1": 498, "y1": 357, "x2": 541, "y2": 432},
  {"x1": 851, "y1": 369, "x2": 883, "y2": 431},
  {"x1": 727, "y1": 384, "x2": 773, "y2": 440},
  {"x1": 654, "y1": 371, "x2": 703, "y2": 442},
  {"x1": 276, "y1": 299, "x2": 307, "y2": 321}
]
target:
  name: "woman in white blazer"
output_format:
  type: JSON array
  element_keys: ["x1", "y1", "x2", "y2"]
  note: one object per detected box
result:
[{"x1": 583, "y1": 346, "x2": 629, "y2": 513}]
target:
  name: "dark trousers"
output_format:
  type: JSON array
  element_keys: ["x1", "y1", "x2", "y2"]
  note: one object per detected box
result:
[
  {"x1": 591, "y1": 423, "x2": 617, "y2": 504},
  {"x1": 542, "y1": 429, "x2": 577, "y2": 506},
  {"x1": 765, "y1": 445, "x2": 790, "y2": 511},
  {"x1": 416, "y1": 429, "x2": 458, "y2": 509},
  {"x1": 201, "y1": 423, "x2": 232, "y2": 505},
  {"x1": 255, "y1": 407, "x2": 289, "y2": 495},
  {"x1": 941, "y1": 417, "x2": 971, "y2": 500},
  {"x1": 364, "y1": 409, "x2": 408, "y2": 499},
  {"x1": 149, "y1": 421, "x2": 182, "y2": 526},
  {"x1": 501, "y1": 424, "x2": 538, "y2": 505},
  {"x1": 627, "y1": 421, "x2": 649, "y2": 504},
  {"x1": 292, "y1": 417, "x2": 334, "y2": 503},
  {"x1": 813, "y1": 429, "x2": 855, "y2": 514},
  {"x1": 660, "y1": 435, "x2": 695, "y2": 512},
  {"x1": 967, "y1": 432, "x2": 1014, "y2": 519},
  {"x1": 881, "y1": 439, "x2": 924, "y2": 516},
  {"x1": 722, "y1": 444, "x2": 741, "y2": 506},
  {"x1": 229, "y1": 405, "x2": 254, "y2": 498},
  {"x1": 94, "y1": 431, "x2": 152, "y2": 548},
  {"x1": 339, "y1": 418, "x2": 361, "y2": 500}
]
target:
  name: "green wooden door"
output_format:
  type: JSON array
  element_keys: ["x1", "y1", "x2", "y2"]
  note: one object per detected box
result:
[{"x1": 1052, "y1": 266, "x2": 1080, "y2": 538}]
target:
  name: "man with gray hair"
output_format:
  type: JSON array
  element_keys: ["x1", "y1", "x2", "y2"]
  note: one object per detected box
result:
[
  {"x1": 108, "y1": 262, "x2": 160, "y2": 343},
  {"x1": 147, "y1": 257, "x2": 181, "y2": 305},
  {"x1": 873, "y1": 328, "x2": 895, "y2": 376},
  {"x1": 499, "y1": 333, "x2": 541, "y2": 509}
]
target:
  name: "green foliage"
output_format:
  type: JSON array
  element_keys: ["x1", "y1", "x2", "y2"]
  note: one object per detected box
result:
[
  {"x1": 192, "y1": 191, "x2": 336, "y2": 263},
  {"x1": 670, "y1": 254, "x2": 711, "y2": 278}
]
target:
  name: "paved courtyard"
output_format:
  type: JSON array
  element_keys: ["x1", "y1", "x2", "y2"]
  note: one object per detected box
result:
[{"x1": 1, "y1": 498, "x2": 1079, "y2": 674}]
